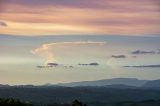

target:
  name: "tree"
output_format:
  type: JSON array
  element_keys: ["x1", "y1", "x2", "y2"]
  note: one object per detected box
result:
[{"x1": 71, "y1": 99, "x2": 87, "y2": 106}]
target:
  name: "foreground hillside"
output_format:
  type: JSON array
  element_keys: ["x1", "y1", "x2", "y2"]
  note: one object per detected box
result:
[
  {"x1": 0, "y1": 86, "x2": 160, "y2": 106},
  {"x1": 0, "y1": 98, "x2": 86, "y2": 106},
  {"x1": 0, "y1": 98, "x2": 160, "y2": 106}
]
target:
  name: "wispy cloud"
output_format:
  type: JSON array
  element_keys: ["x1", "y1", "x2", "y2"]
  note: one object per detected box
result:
[
  {"x1": 0, "y1": 0, "x2": 159, "y2": 36},
  {"x1": 124, "y1": 65, "x2": 160, "y2": 68},
  {"x1": 43, "y1": 41, "x2": 106, "y2": 46},
  {"x1": 131, "y1": 50, "x2": 156, "y2": 55},
  {"x1": 37, "y1": 63, "x2": 75, "y2": 69}
]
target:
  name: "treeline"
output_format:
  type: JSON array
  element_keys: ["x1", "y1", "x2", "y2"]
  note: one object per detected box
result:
[
  {"x1": 116, "y1": 100, "x2": 160, "y2": 106},
  {"x1": 89, "y1": 100, "x2": 160, "y2": 106},
  {"x1": 1, "y1": 87, "x2": 160, "y2": 104},
  {"x1": 0, "y1": 98, "x2": 34, "y2": 106},
  {"x1": 1, "y1": 98, "x2": 160, "y2": 106},
  {"x1": 0, "y1": 98, "x2": 87, "y2": 106},
  {"x1": 45, "y1": 100, "x2": 87, "y2": 106}
]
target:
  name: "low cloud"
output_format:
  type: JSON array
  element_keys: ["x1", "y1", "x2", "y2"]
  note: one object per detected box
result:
[
  {"x1": 131, "y1": 50, "x2": 156, "y2": 55},
  {"x1": 37, "y1": 62, "x2": 101, "y2": 69},
  {"x1": 37, "y1": 65, "x2": 52, "y2": 68},
  {"x1": 124, "y1": 65, "x2": 160, "y2": 68},
  {"x1": 63, "y1": 65, "x2": 74, "y2": 68},
  {"x1": 37, "y1": 63, "x2": 74, "y2": 69},
  {"x1": 47, "y1": 63, "x2": 58, "y2": 66},
  {"x1": 78, "y1": 62, "x2": 99, "y2": 66},
  {"x1": 111, "y1": 55, "x2": 126, "y2": 59}
]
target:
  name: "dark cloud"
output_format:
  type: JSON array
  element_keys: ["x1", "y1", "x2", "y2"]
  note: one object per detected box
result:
[
  {"x1": 78, "y1": 62, "x2": 99, "y2": 66},
  {"x1": 47, "y1": 63, "x2": 58, "y2": 66},
  {"x1": 78, "y1": 64, "x2": 88, "y2": 66},
  {"x1": 69, "y1": 66, "x2": 74, "y2": 68},
  {"x1": 63, "y1": 65, "x2": 74, "y2": 68},
  {"x1": 37, "y1": 63, "x2": 59, "y2": 69},
  {"x1": 37, "y1": 65, "x2": 51, "y2": 68},
  {"x1": 124, "y1": 65, "x2": 160, "y2": 68},
  {"x1": 131, "y1": 50, "x2": 156, "y2": 55},
  {"x1": 37, "y1": 63, "x2": 75, "y2": 69},
  {"x1": 111, "y1": 55, "x2": 126, "y2": 59},
  {"x1": 90, "y1": 62, "x2": 99, "y2": 66},
  {"x1": 0, "y1": 21, "x2": 7, "y2": 27}
]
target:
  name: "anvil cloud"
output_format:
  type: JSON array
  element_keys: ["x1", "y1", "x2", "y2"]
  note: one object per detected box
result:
[{"x1": 31, "y1": 41, "x2": 106, "y2": 64}]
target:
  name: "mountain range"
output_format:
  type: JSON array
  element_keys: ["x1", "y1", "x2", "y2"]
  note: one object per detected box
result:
[
  {"x1": 57, "y1": 78, "x2": 148, "y2": 87},
  {"x1": 0, "y1": 78, "x2": 160, "y2": 106},
  {"x1": 0, "y1": 78, "x2": 160, "y2": 89}
]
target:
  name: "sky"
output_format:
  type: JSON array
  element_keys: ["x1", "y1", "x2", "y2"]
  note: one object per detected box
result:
[
  {"x1": 0, "y1": 0, "x2": 160, "y2": 85},
  {"x1": 0, "y1": 0, "x2": 160, "y2": 36}
]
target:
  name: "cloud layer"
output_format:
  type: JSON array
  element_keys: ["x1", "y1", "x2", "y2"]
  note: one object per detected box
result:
[{"x1": 0, "y1": 0, "x2": 160, "y2": 36}]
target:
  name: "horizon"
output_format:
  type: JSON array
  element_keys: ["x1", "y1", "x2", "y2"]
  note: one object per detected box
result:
[{"x1": 1, "y1": 77, "x2": 160, "y2": 86}]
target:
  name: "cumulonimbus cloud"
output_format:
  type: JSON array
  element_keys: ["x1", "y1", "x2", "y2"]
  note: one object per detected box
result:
[{"x1": 31, "y1": 41, "x2": 106, "y2": 64}]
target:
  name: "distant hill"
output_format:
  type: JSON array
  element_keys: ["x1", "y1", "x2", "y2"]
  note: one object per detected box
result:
[
  {"x1": 143, "y1": 80, "x2": 160, "y2": 88},
  {"x1": 57, "y1": 78, "x2": 147, "y2": 87},
  {"x1": 1, "y1": 78, "x2": 159, "y2": 89},
  {"x1": 0, "y1": 84, "x2": 10, "y2": 88},
  {"x1": 0, "y1": 78, "x2": 160, "y2": 106},
  {"x1": 103, "y1": 84, "x2": 139, "y2": 89}
]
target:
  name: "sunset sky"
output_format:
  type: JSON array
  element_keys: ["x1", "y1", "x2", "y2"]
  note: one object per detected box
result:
[
  {"x1": 0, "y1": 0, "x2": 160, "y2": 36},
  {"x1": 0, "y1": 0, "x2": 160, "y2": 85}
]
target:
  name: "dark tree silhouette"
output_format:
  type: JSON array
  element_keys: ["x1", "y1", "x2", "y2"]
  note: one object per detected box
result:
[
  {"x1": 71, "y1": 100, "x2": 87, "y2": 106},
  {"x1": 0, "y1": 98, "x2": 34, "y2": 106}
]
